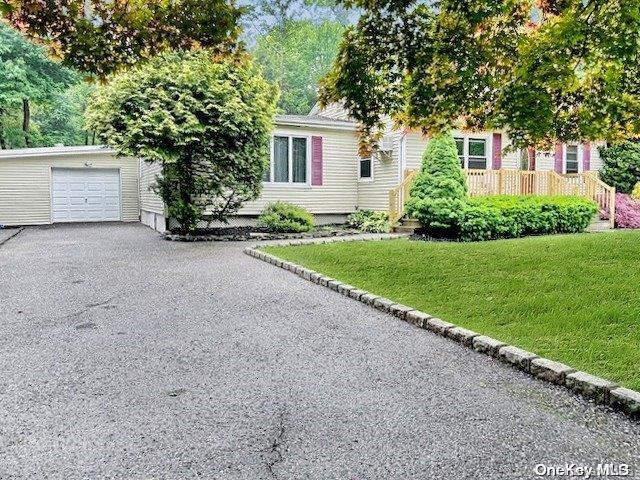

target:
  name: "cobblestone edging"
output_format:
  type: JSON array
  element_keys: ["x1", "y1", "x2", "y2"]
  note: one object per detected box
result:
[{"x1": 244, "y1": 236, "x2": 640, "y2": 419}]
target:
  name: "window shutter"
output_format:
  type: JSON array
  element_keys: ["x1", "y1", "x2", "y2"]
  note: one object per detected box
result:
[
  {"x1": 554, "y1": 143, "x2": 563, "y2": 174},
  {"x1": 311, "y1": 136, "x2": 323, "y2": 186},
  {"x1": 492, "y1": 133, "x2": 502, "y2": 169},
  {"x1": 583, "y1": 142, "x2": 591, "y2": 171}
]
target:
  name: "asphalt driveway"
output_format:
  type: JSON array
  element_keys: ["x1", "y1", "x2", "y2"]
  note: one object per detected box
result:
[{"x1": 1, "y1": 223, "x2": 639, "y2": 479}]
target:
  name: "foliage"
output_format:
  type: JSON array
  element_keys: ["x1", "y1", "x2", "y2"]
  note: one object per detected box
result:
[
  {"x1": 263, "y1": 231, "x2": 640, "y2": 390},
  {"x1": 253, "y1": 19, "x2": 345, "y2": 114},
  {"x1": 633, "y1": 183, "x2": 640, "y2": 201},
  {"x1": 258, "y1": 201, "x2": 315, "y2": 232},
  {"x1": 458, "y1": 196, "x2": 598, "y2": 242},
  {"x1": 599, "y1": 142, "x2": 640, "y2": 195},
  {"x1": 346, "y1": 210, "x2": 389, "y2": 233},
  {"x1": 0, "y1": 0, "x2": 244, "y2": 77},
  {"x1": 320, "y1": 0, "x2": 640, "y2": 151},
  {"x1": 405, "y1": 133, "x2": 467, "y2": 236},
  {"x1": 614, "y1": 194, "x2": 640, "y2": 229},
  {"x1": 0, "y1": 23, "x2": 79, "y2": 148},
  {"x1": 86, "y1": 50, "x2": 278, "y2": 233}
]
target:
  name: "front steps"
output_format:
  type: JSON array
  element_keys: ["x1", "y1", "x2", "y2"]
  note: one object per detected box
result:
[
  {"x1": 393, "y1": 217, "x2": 420, "y2": 234},
  {"x1": 587, "y1": 219, "x2": 613, "y2": 233}
]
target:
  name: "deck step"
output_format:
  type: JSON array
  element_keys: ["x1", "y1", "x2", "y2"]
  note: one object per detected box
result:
[
  {"x1": 392, "y1": 217, "x2": 420, "y2": 234},
  {"x1": 587, "y1": 220, "x2": 612, "y2": 233}
]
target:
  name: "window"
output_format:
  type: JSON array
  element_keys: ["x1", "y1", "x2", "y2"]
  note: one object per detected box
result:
[
  {"x1": 265, "y1": 135, "x2": 308, "y2": 184},
  {"x1": 455, "y1": 137, "x2": 488, "y2": 170},
  {"x1": 565, "y1": 145, "x2": 579, "y2": 174},
  {"x1": 359, "y1": 157, "x2": 372, "y2": 180}
]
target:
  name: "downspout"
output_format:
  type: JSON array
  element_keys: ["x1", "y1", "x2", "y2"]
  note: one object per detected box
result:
[{"x1": 398, "y1": 130, "x2": 407, "y2": 183}]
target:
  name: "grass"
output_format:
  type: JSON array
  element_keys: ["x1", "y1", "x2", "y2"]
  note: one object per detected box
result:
[{"x1": 264, "y1": 231, "x2": 640, "y2": 390}]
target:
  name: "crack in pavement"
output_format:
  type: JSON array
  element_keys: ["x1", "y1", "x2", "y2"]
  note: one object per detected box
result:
[
  {"x1": 265, "y1": 407, "x2": 287, "y2": 480},
  {"x1": 62, "y1": 294, "x2": 122, "y2": 320},
  {"x1": 0, "y1": 227, "x2": 24, "y2": 248}
]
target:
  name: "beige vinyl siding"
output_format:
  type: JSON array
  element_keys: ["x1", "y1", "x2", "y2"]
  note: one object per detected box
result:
[
  {"x1": 356, "y1": 130, "x2": 404, "y2": 211},
  {"x1": 139, "y1": 160, "x2": 165, "y2": 214},
  {"x1": 0, "y1": 151, "x2": 138, "y2": 227},
  {"x1": 311, "y1": 102, "x2": 352, "y2": 121},
  {"x1": 239, "y1": 126, "x2": 359, "y2": 215}
]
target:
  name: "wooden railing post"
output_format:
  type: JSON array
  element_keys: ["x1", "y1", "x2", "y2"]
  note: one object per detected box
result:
[{"x1": 610, "y1": 188, "x2": 616, "y2": 229}]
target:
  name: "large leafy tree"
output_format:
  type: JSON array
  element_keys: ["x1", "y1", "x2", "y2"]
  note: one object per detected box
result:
[
  {"x1": 320, "y1": 0, "x2": 640, "y2": 152},
  {"x1": 86, "y1": 50, "x2": 278, "y2": 233},
  {"x1": 0, "y1": 0, "x2": 244, "y2": 77},
  {"x1": 0, "y1": 23, "x2": 77, "y2": 148},
  {"x1": 253, "y1": 19, "x2": 345, "y2": 114}
]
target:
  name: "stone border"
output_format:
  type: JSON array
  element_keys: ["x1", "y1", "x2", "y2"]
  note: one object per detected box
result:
[
  {"x1": 165, "y1": 228, "x2": 367, "y2": 243},
  {"x1": 244, "y1": 236, "x2": 640, "y2": 419},
  {"x1": 0, "y1": 227, "x2": 24, "y2": 248}
]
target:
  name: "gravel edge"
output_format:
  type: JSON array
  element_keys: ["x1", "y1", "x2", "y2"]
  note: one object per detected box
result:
[{"x1": 244, "y1": 236, "x2": 640, "y2": 419}]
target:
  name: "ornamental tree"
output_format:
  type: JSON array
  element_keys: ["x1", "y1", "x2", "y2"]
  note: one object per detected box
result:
[
  {"x1": 86, "y1": 50, "x2": 278, "y2": 233},
  {"x1": 405, "y1": 132, "x2": 468, "y2": 236},
  {"x1": 320, "y1": 0, "x2": 640, "y2": 151},
  {"x1": 0, "y1": 0, "x2": 243, "y2": 77}
]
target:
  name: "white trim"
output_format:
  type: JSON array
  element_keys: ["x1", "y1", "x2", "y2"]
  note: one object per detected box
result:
[
  {"x1": 563, "y1": 143, "x2": 583, "y2": 174},
  {"x1": 275, "y1": 115, "x2": 356, "y2": 131},
  {"x1": 264, "y1": 133, "x2": 312, "y2": 187},
  {"x1": 398, "y1": 132, "x2": 407, "y2": 183},
  {"x1": 0, "y1": 145, "x2": 114, "y2": 159},
  {"x1": 358, "y1": 157, "x2": 374, "y2": 182}
]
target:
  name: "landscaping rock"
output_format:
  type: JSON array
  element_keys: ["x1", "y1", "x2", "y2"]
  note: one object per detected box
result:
[
  {"x1": 609, "y1": 388, "x2": 640, "y2": 417},
  {"x1": 373, "y1": 297, "x2": 395, "y2": 313},
  {"x1": 327, "y1": 280, "x2": 342, "y2": 292},
  {"x1": 337, "y1": 284, "x2": 355, "y2": 295},
  {"x1": 565, "y1": 371, "x2": 617, "y2": 404},
  {"x1": 359, "y1": 293, "x2": 379, "y2": 306},
  {"x1": 472, "y1": 336, "x2": 506, "y2": 357},
  {"x1": 318, "y1": 276, "x2": 332, "y2": 287},
  {"x1": 530, "y1": 358, "x2": 576, "y2": 385},
  {"x1": 498, "y1": 346, "x2": 538, "y2": 372},
  {"x1": 389, "y1": 304, "x2": 414, "y2": 320},
  {"x1": 406, "y1": 310, "x2": 431, "y2": 328},
  {"x1": 426, "y1": 318, "x2": 455, "y2": 335},
  {"x1": 302, "y1": 269, "x2": 313, "y2": 280},
  {"x1": 349, "y1": 289, "x2": 367, "y2": 301},
  {"x1": 447, "y1": 327, "x2": 479, "y2": 347}
]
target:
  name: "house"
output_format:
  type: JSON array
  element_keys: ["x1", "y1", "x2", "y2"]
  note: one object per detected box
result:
[{"x1": 0, "y1": 103, "x2": 608, "y2": 231}]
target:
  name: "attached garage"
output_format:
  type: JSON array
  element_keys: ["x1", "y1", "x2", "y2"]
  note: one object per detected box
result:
[{"x1": 0, "y1": 146, "x2": 139, "y2": 227}]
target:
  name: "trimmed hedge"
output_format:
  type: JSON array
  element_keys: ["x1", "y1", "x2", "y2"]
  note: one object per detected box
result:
[
  {"x1": 258, "y1": 201, "x2": 314, "y2": 233},
  {"x1": 459, "y1": 196, "x2": 598, "y2": 242}
]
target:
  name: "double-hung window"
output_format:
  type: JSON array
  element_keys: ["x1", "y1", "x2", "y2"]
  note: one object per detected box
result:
[
  {"x1": 264, "y1": 135, "x2": 309, "y2": 184},
  {"x1": 565, "y1": 145, "x2": 579, "y2": 174},
  {"x1": 359, "y1": 157, "x2": 372, "y2": 181},
  {"x1": 455, "y1": 137, "x2": 488, "y2": 170}
]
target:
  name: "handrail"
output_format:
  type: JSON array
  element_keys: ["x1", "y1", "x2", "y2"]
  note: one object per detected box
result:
[
  {"x1": 388, "y1": 168, "x2": 616, "y2": 229},
  {"x1": 388, "y1": 169, "x2": 418, "y2": 226}
]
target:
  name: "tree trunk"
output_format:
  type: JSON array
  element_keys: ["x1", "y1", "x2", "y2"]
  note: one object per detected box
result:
[
  {"x1": 0, "y1": 108, "x2": 6, "y2": 149},
  {"x1": 22, "y1": 98, "x2": 31, "y2": 148}
]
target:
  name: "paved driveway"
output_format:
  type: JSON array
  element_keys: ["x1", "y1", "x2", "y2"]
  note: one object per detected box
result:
[{"x1": 1, "y1": 224, "x2": 639, "y2": 479}]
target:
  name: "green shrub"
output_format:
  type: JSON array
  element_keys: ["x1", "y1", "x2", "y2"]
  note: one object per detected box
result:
[
  {"x1": 632, "y1": 182, "x2": 640, "y2": 201},
  {"x1": 405, "y1": 132, "x2": 467, "y2": 236},
  {"x1": 347, "y1": 210, "x2": 390, "y2": 232},
  {"x1": 459, "y1": 196, "x2": 598, "y2": 242},
  {"x1": 599, "y1": 142, "x2": 640, "y2": 194},
  {"x1": 258, "y1": 202, "x2": 314, "y2": 233}
]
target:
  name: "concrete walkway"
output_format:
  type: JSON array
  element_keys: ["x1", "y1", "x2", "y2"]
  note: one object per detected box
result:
[{"x1": 0, "y1": 223, "x2": 638, "y2": 479}]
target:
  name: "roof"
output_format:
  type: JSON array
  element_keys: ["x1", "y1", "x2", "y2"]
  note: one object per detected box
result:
[
  {"x1": 0, "y1": 145, "x2": 116, "y2": 159},
  {"x1": 275, "y1": 114, "x2": 357, "y2": 131}
]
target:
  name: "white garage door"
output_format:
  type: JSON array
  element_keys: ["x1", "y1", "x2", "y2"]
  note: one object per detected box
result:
[{"x1": 51, "y1": 168, "x2": 121, "y2": 222}]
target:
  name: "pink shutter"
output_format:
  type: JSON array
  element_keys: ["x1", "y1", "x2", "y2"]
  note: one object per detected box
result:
[
  {"x1": 492, "y1": 133, "x2": 502, "y2": 169},
  {"x1": 583, "y1": 142, "x2": 591, "y2": 171},
  {"x1": 554, "y1": 143, "x2": 563, "y2": 174},
  {"x1": 311, "y1": 136, "x2": 323, "y2": 186}
]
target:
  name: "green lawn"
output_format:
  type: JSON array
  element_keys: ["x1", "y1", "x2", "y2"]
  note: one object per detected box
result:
[{"x1": 264, "y1": 231, "x2": 640, "y2": 390}]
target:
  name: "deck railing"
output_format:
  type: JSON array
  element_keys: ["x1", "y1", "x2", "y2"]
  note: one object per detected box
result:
[{"x1": 389, "y1": 169, "x2": 616, "y2": 228}]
